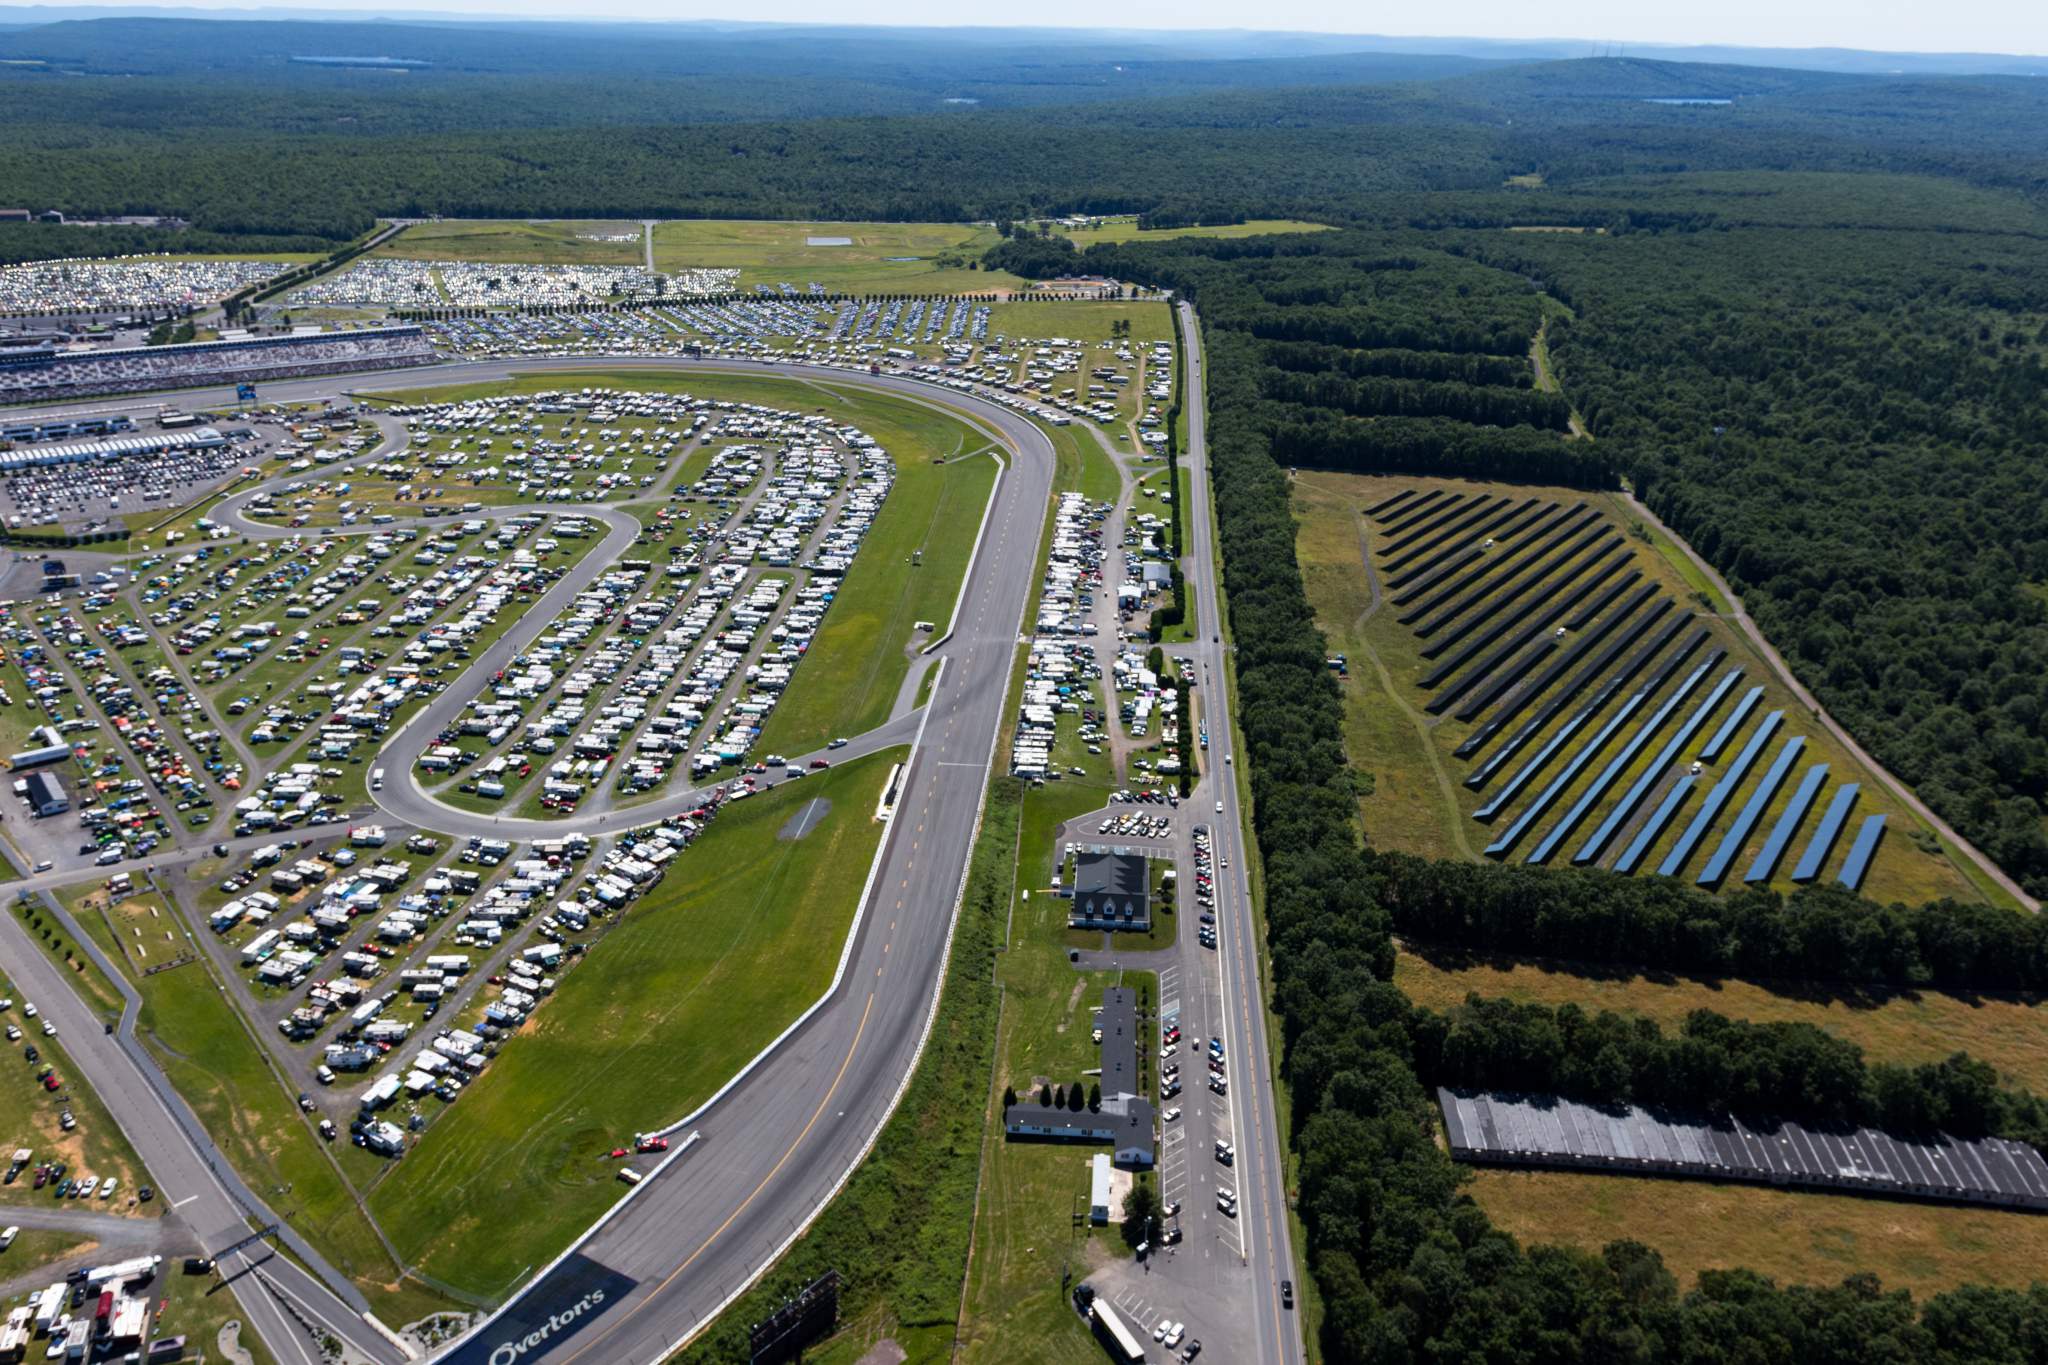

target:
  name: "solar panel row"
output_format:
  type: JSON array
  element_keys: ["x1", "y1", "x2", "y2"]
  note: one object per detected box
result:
[
  {"x1": 1529, "y1": 648, "x2": 1724, "y2": 865},
  {"x1": 1793, "y1": 783, "x2": 1861, "y2": 883},
  {"x1": 1439, "y1": 1088, "x2": 2048, "y2": 1212},
  {"x1": 1381, "y1": 494, "x2": 1506, "y2": 566},
  {"x1": 1698, "y1": 735, "x2": 1808, "y2": 887},
  {"x1": 1454, "y1": 584, "x2": 1660, "y2": 748},
  {"x1": 1383, "y1": 499, "x2": 1539, "y2": 589},
  {"x1": 1468, "y1": 609, "x2": 1686, "y2": 795},
  {"x1": 1615, "y1": 776, "x2": 1696, "y2": 874},
  {"x1": 1488, "y1": 637, "x2": 1710, "y2": 859},
  {"x1": 1839, "y1": 814, "x2": 1888, "y2": 891},
  {"x1": 1747, "y1": 763, "x2": 1829, "y2": 883},
  {"x1": 1574, "y1": 668, "x2": 1743, "y2": 866},
  {"x1": 1698, "y1": 685, "x2": 1764, "y2": 763},
  {"x1": 1395, "y1": 503, "x2": 1574, "y2": 617},
  {"x1": 1658, "y1": 710, "x2": 1785, "y2": 878},
  {"x1": 1364, "y1": 487, "x2": 1419, "y2": 519},
  {"x1": 1417, "y1": 519, "x2": 1604, "y2": 642},
  {"x1": 1378, "y1": 488, "x2": 1458, "y2": 537},
  {"x1": 1422, "y1": 545, "x2": 1625, "y2": 694}
]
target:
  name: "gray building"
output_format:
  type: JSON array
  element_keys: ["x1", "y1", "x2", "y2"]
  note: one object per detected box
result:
[
  {"x1": 23, "y1": 770, "x2": 68, "y2": 817},
  {"x1": 1003, "y1": 985, "x2": 1155, "y2": 1168},
  {"x1": 1070, "y1": 850, "x2": 1149, "y2": 931}
]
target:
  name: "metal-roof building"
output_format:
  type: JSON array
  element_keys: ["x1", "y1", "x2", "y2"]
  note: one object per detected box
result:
[
  {"x1": 0, "y1": 426, "x2": 225, "y2": 473},
  {"x1": 1439, "y1": 1087, "x2": 2048, "y2": 1211}
]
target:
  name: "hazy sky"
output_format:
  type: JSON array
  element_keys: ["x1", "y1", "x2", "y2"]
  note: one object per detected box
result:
[{"x1": 29, "y1": 0, "x2": 2048, "y2": 55}]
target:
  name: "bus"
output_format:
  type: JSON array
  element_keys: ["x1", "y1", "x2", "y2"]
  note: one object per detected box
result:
[{"x1": 1091, "y1": 1300, "x2": 1147, "y2": 1362}]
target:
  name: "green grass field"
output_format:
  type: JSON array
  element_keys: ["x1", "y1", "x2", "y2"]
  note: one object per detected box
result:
[
  {"x1": 1052, "y1": 218, "x2": 1330, "y2": 248},
  {"x1": 1289, "y1": 470, "x2": 1994, "y2": 908},
  {"x1": 654, "y1": 219, "x2": 1019, "y2": 294},
  {"x1": 1471, "y1": 1166, "x2": 2048, "y2": 1298},
  {"x1": 756, "y1": 397, "x2": 999, "y2": 754},
  {"x1": 68, "y1": 889, "x2": 452, "y2": 1327},
  {"x1": 375, "y1": 220, "x2": 646, "y2": 266},
  {"x1": 0, "y1": 952, "x2": 154, "y2": 1217},
  {"x1": 984, "y1": 299, "x2": 1173, "y2": 347},
  {"x1": 1396, "y1": 951, "x2": 2048, "y2": 1093},
  {"x1": 369, "y1": 751, "x2": 902, "y2": 1302}
]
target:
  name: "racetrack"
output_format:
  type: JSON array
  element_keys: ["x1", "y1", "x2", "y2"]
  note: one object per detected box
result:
[{"x1": 7, "y1": 355, "x2": 1056, "y2": 1364}]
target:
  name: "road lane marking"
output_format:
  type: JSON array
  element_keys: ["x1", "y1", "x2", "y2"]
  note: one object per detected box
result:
[{"x1": 561, "y1": 994, "x2": 878, "y2": 1365}]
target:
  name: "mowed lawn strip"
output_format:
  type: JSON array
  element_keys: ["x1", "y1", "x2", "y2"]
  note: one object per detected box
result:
[
  {"x1": 369, "y1": 750, "x2": 904, "y2": 1302},
  {"x1": 67, "y1": 890, "x2": 448, "y2": 1326},
  {"x1": 1471, "y1": 1167, "x2": 2048, "y2": 1298},
  {"x1": 1395, "y1": 951, "x2": 2048, "y2": 1094},
  {"x1": 756, "y1": 429, "x2": 998, "y2": 754},
  {"x1": 375, "y1": 220, "x2": 645, "y2": 266},
  {"x1": 1054, "y1": 218, "x2": 1331, "y2": 248},
  {"x1": 653, "y1": 218, "x2": 1016, "y2": 294}
]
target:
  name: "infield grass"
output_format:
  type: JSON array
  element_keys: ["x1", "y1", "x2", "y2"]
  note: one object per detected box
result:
[{"x1": 369, "y1": 750, "x2": 902, "y2": 1303}]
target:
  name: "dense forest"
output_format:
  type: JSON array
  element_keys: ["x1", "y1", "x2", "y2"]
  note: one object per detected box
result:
[{"x1": 1081, "y1": 186, "x2": 2048, "y2": 1358}]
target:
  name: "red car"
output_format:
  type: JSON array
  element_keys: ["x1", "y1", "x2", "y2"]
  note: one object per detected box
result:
[
  {"x1": 635, "y1": 1135, "x2": 668, "y2": 1154},
  {"x1": 42, "y1": 1075, "x2": 62, "y2": 1092},
  {"x1": 809, "y1": 758, "x2": 829, "y2": 769}
]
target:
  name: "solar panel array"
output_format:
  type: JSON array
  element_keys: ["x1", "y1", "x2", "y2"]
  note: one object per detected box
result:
[
  {"x1": 1439, "y1": 1088, "x2": 2048, "y2": 1211},
  {"x1": 1367, "y1": 491, "x2": 1885, "y2": 888}
]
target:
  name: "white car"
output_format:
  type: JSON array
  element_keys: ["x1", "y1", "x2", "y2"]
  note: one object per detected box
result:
[
  {"x1": 22, "y1": 1003, "x2": 36, "y2": 1019},
  {"x1": 41, "y1": 1022, "x2": 55, "y2": 1037},
  {"x1": 0, "y1": 1226, "x2": 16, "y2": 1251},
  {"x1": 1155, "y1": 1320, "x2": 1172, "y2": 1343},
  {"x1": 76, "y1": 1177, "x2": 97, "y2": 1198},
  {"x1": 98, "y1": 1179, "x2": 117, "y2": 1200},
  {"x1": 1165, "y1": 1324, "x2": 1186, "y2": 1348},
  {"x1": 1163, "y1": 1107, "x2": 1181, "y2": 1123}
]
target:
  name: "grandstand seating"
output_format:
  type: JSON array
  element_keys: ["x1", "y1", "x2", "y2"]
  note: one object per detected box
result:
[{"x1": 0, "y1": 327, "x2": 438, "y2": 404}]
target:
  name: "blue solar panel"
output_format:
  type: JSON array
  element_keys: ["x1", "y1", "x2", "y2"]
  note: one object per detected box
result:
[
  {"x1": 1529, "y1": 654, "x2": 1721, "y2": 865},
  {"x1": 1746, "y1": 763, "x2": 1829, "y2": 883},
  {"x1": 1792, "y1": 783, "x2": 1861, "y2": 882},
  {"x1": 1698, "y1": 686, "x2": 1763, "y2": 762},
  {"x1": 1837, "y1": 814, "x2": 1888, "y2": 891},
  {"x1": 1426, "y1": 552, "x2": 1629, "y2": 709},
  {"x1": 1574, "y1": 668, "x2": 1742, "y2": 866},
  {"x1": 1658, "y1": 710, "x2": 1784, "y2": 879},
  {"x1": 1486, "y1": 688, "x2": 1655, "y2": 858},
  {"x1": 1615, "y1": 777, "x2": 1696, "y2": 874},
  {"x1": 1454, "y1": 587, "x2": 1660, "y2": 753},
  {"x1": 1698, "y1": 735, "x2": 1807, "y2": 886},
  {"x1": 1466, "y1": 608, "x2": 1682, "y2": 789}
]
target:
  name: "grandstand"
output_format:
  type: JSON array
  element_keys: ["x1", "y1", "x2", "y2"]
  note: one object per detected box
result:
[{"x1": 0, "y1": 327, "x2": 438, "y2": 405}]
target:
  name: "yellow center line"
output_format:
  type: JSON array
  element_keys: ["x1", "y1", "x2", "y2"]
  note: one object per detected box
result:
[{"x1": 562, "y1": 993, "x2": 877, "y2": 1364}]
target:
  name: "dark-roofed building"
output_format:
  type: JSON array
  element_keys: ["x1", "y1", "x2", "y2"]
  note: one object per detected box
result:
[
  {"x1": 1003, "y1": 985, "x2": 1155, "y2": 1167},
  {"x1": 24, "y1": 769, "x2": 68, "y2": 816},
  {"x1": 1070, "y1": 850, "x2": 1148, "y2": 931},
  {"x1": 1003, "y1": 1096, "x2": 1156, "y2": 1168}
]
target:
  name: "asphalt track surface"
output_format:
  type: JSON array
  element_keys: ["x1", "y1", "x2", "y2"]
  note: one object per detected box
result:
[{"x1": 13, "y1": 356, "x2": 1055, "y2": 1364}]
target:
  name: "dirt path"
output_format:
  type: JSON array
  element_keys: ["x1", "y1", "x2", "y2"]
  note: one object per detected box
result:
[
  {"x1": 1529, "y1": 318, "x2": 1590, "y2": 440},
  {"x1": 1621, "y1": 491, "x2": 2038, "y2": 911}
]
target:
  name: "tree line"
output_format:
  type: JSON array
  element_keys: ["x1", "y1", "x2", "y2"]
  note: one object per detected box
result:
[{"x1": 1372, "y1": 850, "x2": 2048, "y2": 994}]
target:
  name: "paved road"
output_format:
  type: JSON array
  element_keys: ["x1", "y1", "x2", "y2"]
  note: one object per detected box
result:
[
  {"x1": 0, "y1": 892, "x2": 409, "y2": 1365},
  {"x1": 1167, "y1": 300, "x2": 1304, "y2": 1363}
]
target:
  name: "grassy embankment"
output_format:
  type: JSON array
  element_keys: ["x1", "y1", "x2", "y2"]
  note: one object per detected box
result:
[
  {"x1": 368, "y1": 750, "x2": 902, "y2": 1303},
  {"x1": 65, "y1": 887, "x2": 454, "y2": 1328}
]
